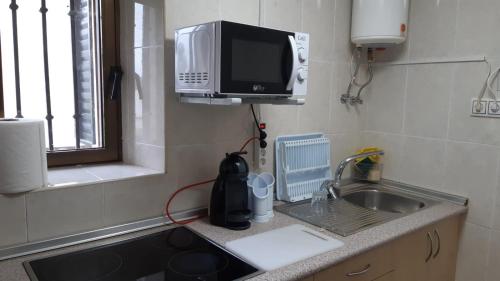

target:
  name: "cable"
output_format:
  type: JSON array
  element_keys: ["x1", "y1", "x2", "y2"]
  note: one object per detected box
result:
[
  {"x1": 239, "y1": 136, "x2": 260, "y2": 153},
  {"x1": 163, "y1": 136, "x2": 260, "y2": 225},
  {"x1": 487, "y1": 66, "x2": 500, "y2": 100},
  {"x1": 250, "y1": 104, "x2": 261, "y2": 133},
  {"x1": 476, "y1": 60, "x2": 493, "y2": 112},
  {"x1": 250, "y1": 104, "x2": 267, "y2": 148},
  {"x1": 163, "y1": 179, "x2": 216, "y2": 225}
]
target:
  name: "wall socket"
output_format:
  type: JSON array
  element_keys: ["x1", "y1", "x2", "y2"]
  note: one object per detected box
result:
[{"x1": 471, "y1": 98, "x2": 500, "y2": 118}]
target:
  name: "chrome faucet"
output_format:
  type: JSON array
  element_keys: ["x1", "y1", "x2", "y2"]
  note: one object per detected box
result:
[{"x1": 321, "y1": 150, "x2": 385, "y2": 199}]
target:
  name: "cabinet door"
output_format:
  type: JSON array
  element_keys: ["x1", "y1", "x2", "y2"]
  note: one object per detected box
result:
[
  {"x1": 394, "y1": 216, "x2": 461, "y2": 281},
  {"x1": 315, "y1": 242, "x2": 395, "y2": 281},
  {"x1": 372, "y1": 271, "x2": 395, "y2": 281},
  {"x1": 393, "y1": 226, "x2": 433, "y2": 281},
  {"x1": 428, "y1": 216, "x2": 460, "y2": 281}
]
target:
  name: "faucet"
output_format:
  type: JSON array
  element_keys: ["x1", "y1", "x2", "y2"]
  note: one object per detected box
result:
[{"x1": 321, "y1": 150, "x2": 385, "y2": 199}]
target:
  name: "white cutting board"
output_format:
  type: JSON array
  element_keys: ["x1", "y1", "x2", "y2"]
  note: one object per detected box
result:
[{"x1": 225, "y1": 224, "x2": 344, "y2": 271}]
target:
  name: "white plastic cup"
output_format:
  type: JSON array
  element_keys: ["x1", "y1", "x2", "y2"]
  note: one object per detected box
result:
[
  {"x1": 247, "y1": 172, "x2": 258, "y2": 209},
  {"x1": 251, "y1": 175, "x2": 271, "y2": 222},
  {"x1": 258, "y1": 172, "x2": 275, "y2": 217}
]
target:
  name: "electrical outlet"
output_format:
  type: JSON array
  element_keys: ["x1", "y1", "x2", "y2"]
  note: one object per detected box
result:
[
  {"x1": 488, "y1": 100, "x2": 500, "y2": 115},
  {"x1": 254, "y1": 140, "x2": 266, "y2": 172},
  {"x1": 471, "y1": 98, "x2": 487, "y2": 116},
  {"x1": 471, "y1": 98, "x2": 500, "y2": 118}
]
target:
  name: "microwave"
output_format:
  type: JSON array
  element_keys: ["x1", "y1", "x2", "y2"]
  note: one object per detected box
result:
[{"x1": 174, "y1": 21, "x2": 309, "y2": 105}]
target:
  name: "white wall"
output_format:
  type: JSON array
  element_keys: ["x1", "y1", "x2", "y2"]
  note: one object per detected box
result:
[{"x1": 359, "y1": 1, "x2": 500, "y2": 281}]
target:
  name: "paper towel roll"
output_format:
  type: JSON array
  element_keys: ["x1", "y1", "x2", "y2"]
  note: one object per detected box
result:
[{"x1": 0, "y1": 119, "x2": 48, "y2": 194}]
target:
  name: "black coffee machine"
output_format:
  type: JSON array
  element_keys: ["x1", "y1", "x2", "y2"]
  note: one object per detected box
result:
[{"x1": 210, "y1": 152, "x2": 252, "y2": 230}]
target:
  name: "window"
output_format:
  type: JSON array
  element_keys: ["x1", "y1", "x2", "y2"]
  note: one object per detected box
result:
[{"x1": 0, "y1": 0, "x2": 121, "y2": 166}]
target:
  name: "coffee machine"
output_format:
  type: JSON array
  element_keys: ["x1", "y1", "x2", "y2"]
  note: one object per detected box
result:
[{"x1": 210, "y1": 152, "x2": 252, "y2": 230}]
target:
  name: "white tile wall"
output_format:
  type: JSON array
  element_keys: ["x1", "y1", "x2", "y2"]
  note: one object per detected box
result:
[
  {"x1": 0, "y1": 195, "x2": 27, "y2": 247},
  {"x1": 103, "y1": 175, "x2": 173, "y2": 225},
  {"x1": 121, "y1": 0, "x2": 165, "y2": 170},
  {"x1": 454, "y1": 0, "x2": 500, "y2": 59},
  {"x1": 455, "y1": 222, "x2": 490, "y2": 281},
  {"x1": 260, "y1": 0, "x2": 302, "y2": 31},
  {"x1": 362, "y1": 66, "x2": 407, "y2": 134},
  {"x1": 301, "y1": 0, "x2": 335, "y2": 61},
  {"x1": 486, "y1": 229, "x2": 500, "y2": 281},
  {"x1": 404, "y1": 64, "x2": 454, "y2": 139},
  {"x1": 408, "y1": 0, "x2": 457, "y2": 60},
  {"x1": 26, "y1": 185, "x2": 105, "y2": 241},
  {"x1": 220, "y1": 0, "x2": 260, "y2": 25},
  {"x1": 443, "y1": 142, "x2": 499, "y2": 228},
  {"x1": 298, "y1": 61, "x2": 333, "y2": 133},
  {"x1": 399, "y1": 137, "x2": 447, "y2": 189},
  {"x1": 360, "y1": 1, "x2": 500, "y2": 280}
]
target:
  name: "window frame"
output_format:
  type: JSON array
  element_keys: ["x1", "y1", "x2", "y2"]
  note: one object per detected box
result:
[{"x1": 0, "y1": 0, "x2": 122, "y2": 167}]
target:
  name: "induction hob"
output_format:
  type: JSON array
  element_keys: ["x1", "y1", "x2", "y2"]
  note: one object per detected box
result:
[{"x1": 24, "y1": 227, "x2": 261, "y2": 281}]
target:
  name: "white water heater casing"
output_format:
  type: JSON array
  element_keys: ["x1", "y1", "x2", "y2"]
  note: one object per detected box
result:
[{"x1": 351, "y1": 0, "x2": 410, "y2": 46}]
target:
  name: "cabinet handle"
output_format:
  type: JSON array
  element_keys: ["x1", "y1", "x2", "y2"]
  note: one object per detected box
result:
[
  {"x1": 433, "y1": 229, "x2": 441, "y2": 258},
  {"x1": 346, "y1": 264, "x2": 371, "y2": 277},
  {"x1": 425, "y1": 232, "x2": 433, "y2": 262}
]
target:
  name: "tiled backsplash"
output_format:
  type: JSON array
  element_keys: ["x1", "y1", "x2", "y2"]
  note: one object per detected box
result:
[{"x1": 359, "y1": 1, "x2": 500, "y2": 281}]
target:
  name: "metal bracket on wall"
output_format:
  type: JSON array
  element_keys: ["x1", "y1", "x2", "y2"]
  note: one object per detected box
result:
[{"x1": 370, "y1": 56, "x2": 487, "y2": 67}]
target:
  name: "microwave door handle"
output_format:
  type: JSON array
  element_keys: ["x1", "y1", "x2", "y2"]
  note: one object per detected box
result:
[{"x1": 286, "y1": 35, "x2": 299, "y2": 91}]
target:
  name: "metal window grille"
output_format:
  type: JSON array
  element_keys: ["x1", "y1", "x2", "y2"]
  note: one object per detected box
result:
[{"x1": 4, "y1": 0, "x2": 100, "y2": 151}]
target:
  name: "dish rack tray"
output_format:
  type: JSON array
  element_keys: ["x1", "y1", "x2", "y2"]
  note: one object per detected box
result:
[{"x1": 275, "y1": 133, "x2": 332, "y2": 202}]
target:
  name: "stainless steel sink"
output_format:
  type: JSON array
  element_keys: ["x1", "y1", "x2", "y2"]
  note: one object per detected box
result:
[
  {"x1": 342, "y1": 188, "x2": 426, "y2": 214},
  {"x1": 276, "y1": 182, "x2": 439, "y2": 237}
]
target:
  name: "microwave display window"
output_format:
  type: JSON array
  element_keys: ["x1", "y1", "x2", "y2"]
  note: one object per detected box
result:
[{"x1": 231, "y1": 39, "x2": 283, "y2": 83}]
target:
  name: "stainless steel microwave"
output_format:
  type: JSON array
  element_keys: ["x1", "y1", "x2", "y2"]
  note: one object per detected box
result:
[{"x1": 174, "y1": 21, "x2": 309, "y2": 105}]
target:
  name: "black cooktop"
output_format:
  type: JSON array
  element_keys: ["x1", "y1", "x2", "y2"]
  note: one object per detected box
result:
[{"x1": 24, "y1": 227, "x2": 260, "y2": 281}]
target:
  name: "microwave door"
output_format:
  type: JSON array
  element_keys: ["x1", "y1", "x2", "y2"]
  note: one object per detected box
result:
[{"x1": 219, "y1": 21, "x2": 295, "y2": 96}]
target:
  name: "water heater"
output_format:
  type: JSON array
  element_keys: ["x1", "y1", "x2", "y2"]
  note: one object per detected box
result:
[{"x1": 351, "y1": 0, "x2": 410, "y2": 46}]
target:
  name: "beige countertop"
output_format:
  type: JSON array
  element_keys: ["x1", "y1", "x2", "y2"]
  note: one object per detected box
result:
[{"x1": 0, "y1": 201, "x2": 466, "y2": 281}]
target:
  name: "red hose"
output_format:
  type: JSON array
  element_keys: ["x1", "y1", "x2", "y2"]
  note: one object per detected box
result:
[
  {"x1": 239, "y1": 137, "x2": 259, "y2": 152},
  {"x1": 164, "y1": 136, "x2": 260, "y2": 225},
  {"x1": 164, "y1": 179, "x2": 216, "y2": 225}
]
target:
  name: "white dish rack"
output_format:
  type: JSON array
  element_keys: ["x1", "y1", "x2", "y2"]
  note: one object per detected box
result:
[{"x1": 275, "y1": 133, "x2": 332, "y2": 202}]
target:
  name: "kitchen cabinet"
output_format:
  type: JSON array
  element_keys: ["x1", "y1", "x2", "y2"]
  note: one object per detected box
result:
[
  {"x1": 301, "y1": 276, "x2": 314, "y2": 281},
  {"x1": 302, "y1": 215, "x2": 460, "y2": 281},
  {"x1": 315, "y1": 239, "x2": 395, "y2": 281},
  {"x1": 372, "y1": 271, "x2": 395, "y2": 281},
  {"x1": 394, "y1": 215, "x2": 460, "y2": 281}
]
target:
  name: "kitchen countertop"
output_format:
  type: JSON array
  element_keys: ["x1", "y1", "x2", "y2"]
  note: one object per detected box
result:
[{"x1": 0, "y1": 200, "x2": 466, "y2": 281}]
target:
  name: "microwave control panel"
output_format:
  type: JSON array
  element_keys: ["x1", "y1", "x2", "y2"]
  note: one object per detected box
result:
[{"x1": 292, "y1": 32, "x2": 309, "y2": 97}]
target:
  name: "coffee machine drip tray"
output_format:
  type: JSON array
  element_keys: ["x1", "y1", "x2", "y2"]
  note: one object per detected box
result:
[{"x1": 24, "y1": 227, "x2": 261, "y2": 281}]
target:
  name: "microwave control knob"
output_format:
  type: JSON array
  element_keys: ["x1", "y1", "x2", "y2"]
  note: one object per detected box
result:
[
  {"x1": 297, "y1": 69, "x2": 307, "y2": 82},
  {"x1": 298, "y1": 48, "x2": 307, "y2": 63}
]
